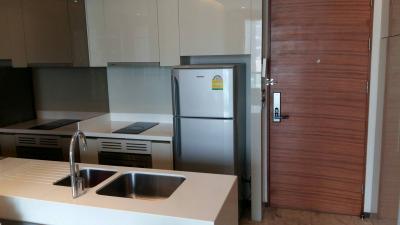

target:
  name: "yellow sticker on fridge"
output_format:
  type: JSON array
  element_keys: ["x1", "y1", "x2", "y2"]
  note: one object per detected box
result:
[{"x1": 212, "y1": 75, "x2": 224, "y2": 90}]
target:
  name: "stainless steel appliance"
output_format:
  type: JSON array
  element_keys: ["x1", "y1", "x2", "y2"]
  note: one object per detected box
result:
[{"x1": 172, "y1": 65, "x2": 246, "y2": 175}]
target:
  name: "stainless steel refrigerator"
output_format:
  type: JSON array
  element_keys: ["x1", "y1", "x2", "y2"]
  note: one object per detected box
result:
[{"x1": 172, "y1": 64, "x2": 246, "y2": 175}]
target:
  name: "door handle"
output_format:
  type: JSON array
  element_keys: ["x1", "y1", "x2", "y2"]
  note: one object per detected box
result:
[
  {"x1": 266, "y1": 78, "x2": 278, "y2": 86},
  {"x1": 272, "y1": 92, "x2": 289, "y2": 123}
]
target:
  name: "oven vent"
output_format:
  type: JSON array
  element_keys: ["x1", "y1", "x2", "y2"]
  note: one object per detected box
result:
[
  {"x1": 126, "y1": 141, "x2": 150, "y2": 152},
  {"x1": 98, "y1": 139, "x2": 151, "y2": 154},
  {"x1": 38, "y1": 137, "x2": 59, "y2": 147},
  {"x1": 16, "y1": 135, "x2": 60, "y2": 148},
  {"x1": 100, "y1": 141, "x2": 123, "y2": 151},
  {"x1": 16, "y1": 136, "x2": 36, "y2": 145}
]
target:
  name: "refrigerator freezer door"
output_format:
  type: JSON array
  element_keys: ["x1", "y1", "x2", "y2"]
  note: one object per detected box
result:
[
  {"x1": 175, "y1": 118, "x2": 235, "y2": 174},
  {"x1": 174, "y1": 68, "x2": 234, "y2": 118}
]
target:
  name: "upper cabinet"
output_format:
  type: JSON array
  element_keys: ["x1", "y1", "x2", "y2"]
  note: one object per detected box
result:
[
  {"x1": 157, "y1": 0, "x2": 180, "y2": 67},
  {"x1": 22, "y1": 0, "x2": 88, "y2": 66},
  {"x1": 179, "y1": 0, "x2": 252, "y2": 56},
  {"x1": 68, "y1": 0, "x2": 90, "y2": 67},
  {"x1": 0, "y1": 0, "x2": 27, "y2": 67},
  {"x1": 86, "y1": 0, "x2": 167, "y2": 67},
  {"x1": 22, "y1": 0, "x2": 72, "y2": 65},
  {"x1": 85, "y1": 0, "x2": 252, "y2": 66},
  {"x1": 0, "y1": 0, "x2": 254, "y2": 67},
  {"x1": 104, "y1": 0, "x2": 159, "y2": 63}
]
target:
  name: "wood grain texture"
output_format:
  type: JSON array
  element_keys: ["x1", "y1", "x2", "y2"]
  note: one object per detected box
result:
[
  {"x1": 377, "y1": 36, "x2": 400, "y2": 220},
  {"x1": 22, "y1": 0, "x2": 73, "y2": 64},
  {"x1": 269, "y1": 0, "x2": 371, "y2": 215},
  {"x1": 390, "y1": 0, "x2": 400, "y2": 36},
  {"x1": 68, "y1": 0, "x2": 90, "y2": 67}
]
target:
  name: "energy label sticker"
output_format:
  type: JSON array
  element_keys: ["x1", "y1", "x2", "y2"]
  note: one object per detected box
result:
[{"x1": 212, "y1": 75, "x2": 224, "y2": 90}]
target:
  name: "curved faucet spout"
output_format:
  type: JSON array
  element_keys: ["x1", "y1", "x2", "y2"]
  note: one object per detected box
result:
[{"x1": 69, "y1": 130, "x2": 88, "y2": 198}]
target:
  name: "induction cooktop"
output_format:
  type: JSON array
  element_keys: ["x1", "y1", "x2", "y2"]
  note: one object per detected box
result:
[
  {"x1": 113, "y1": 122, "x2": 159, "y2": 134},
  {"x1": 29, "y1": 119, "x2": 80, "y2": 130}
]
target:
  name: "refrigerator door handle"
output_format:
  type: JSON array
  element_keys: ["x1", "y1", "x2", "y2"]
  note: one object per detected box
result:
[
  {"x1": 172, "y1": 71, "x2": 182, "y2": 158},
  {"x1": 171, "y1": 72, "x2": 180, "y2": 116},
  {"x1": 174, "y1": 117, "x2": 182, "y2": 157}
]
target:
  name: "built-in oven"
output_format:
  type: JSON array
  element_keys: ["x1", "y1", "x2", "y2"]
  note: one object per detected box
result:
[
  {"x1": 15, "y1": 135, "x2": 70, "y2": 161},
  {"x1": 97, "y1": 138, "x2": 152, "y2": 168}
]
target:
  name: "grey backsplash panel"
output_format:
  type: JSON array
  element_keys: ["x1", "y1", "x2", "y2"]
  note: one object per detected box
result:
[
  {"x1": 0, "y1": 67, "x2": 36, "y2": 127},
  {"x1": 33, "y1": 68, "x2": 109, "y2": 112},
  {"x1": 107, "y1": 65, "x2": 173, "y2": 114}
]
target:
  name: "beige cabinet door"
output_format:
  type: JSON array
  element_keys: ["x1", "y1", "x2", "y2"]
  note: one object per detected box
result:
[
  {"x1": 68, "y1": 0, "x2": 90, "y2": 67},
  {"x1": 22, "y1": 0, "x2": 73, "y2": 65},
  {"x1": 103, "y1": 0, "x2": 160, "y2": 63},
  {"x1": 0, "y1": 0, "x2": 27, "y2": 67},
  {"x1": 151, "y1": 142, "x2": 173, "y2": 170},
  {"x1": 157, "y1": 0, "x2": 180, "y2": 67},
  {"x1": 179, "y1": 0, "x2": 251, "y2": 56}
]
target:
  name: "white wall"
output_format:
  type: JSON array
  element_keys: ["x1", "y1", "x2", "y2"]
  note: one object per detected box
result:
[{"x1": 364, "y1": 0, "x2": 390, "y2": 213}]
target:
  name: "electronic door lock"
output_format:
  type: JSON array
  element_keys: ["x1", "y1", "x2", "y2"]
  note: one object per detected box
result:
[{"x1": 272, "y1": 92, "x2": 289, "y2": 123}]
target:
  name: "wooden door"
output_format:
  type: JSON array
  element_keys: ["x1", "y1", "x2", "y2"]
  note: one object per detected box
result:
[
  {"x1": 268, "y1": 0, "x2": 371, "y2": 215},
  {"x1": 22, "y1": 0, "x2": 72, "y2": 65}
]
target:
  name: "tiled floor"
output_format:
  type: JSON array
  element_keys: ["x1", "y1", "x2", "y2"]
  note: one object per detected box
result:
[{"x1": 240, "y1": 208, "x2": 374, "y2": 225}]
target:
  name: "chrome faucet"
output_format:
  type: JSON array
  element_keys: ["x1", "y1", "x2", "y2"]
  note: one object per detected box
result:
[{"x1": 69, "y1": 130, "x2": 88, "y2": 198}]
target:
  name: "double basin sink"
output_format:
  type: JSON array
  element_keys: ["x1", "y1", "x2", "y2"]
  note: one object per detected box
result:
[{"x1": 54, "y1": 169, "x2": 185, "y2": 200}]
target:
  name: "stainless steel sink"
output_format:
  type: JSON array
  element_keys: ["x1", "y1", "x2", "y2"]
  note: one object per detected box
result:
[
  {"x1": 54, "y1": 169, "x2": 117, "y2": 188},
  {"x1": 96, "y1": 173, "x2": 185, "y2": 200}
]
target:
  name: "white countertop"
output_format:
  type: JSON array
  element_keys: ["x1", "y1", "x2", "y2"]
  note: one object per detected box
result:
[
  {"x1": 77, "y1": 114, "x2": 173, "y2": 141},
  {"x1": 0, "y1": 158, "x2": 238, "y2": 225},
  {"x1": 0, "y1": 112, "x2": 173, "y2": 142}
]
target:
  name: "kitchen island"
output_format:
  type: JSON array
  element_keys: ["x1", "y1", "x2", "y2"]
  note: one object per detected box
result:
[{"x1": 0, "y1": 158, "x2": 238, "y2": 225}]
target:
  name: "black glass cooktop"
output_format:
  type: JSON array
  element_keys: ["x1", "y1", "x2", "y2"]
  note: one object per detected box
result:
[
  {"x1": 29, "y1": 119, "x2": 80, "y2": 130},
  {"x1": 0, "y1": 219, "x2": 42, "y2": 225},
  {"x1": 113, "y1": 122, "x2": 159, "y2": 134}
]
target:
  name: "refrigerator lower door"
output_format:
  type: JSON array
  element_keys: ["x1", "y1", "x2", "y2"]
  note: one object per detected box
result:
[{"x1": 175, "y1": 117, "x2": 235, "y2": 175}]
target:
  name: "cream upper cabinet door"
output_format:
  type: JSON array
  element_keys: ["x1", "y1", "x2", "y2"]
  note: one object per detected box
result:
[
  {"x1": 103, "y1": 0, "x2": 160, "y2": 63},
  {"x1": 157, "y1": 0, "x2": 180, "y2": 66},
  {"x1": 179, "y1": 0, "x2": 252, "y2": 56},
  {"x1": 85, "y1": 0, "x2": 108, "y2": 67}
]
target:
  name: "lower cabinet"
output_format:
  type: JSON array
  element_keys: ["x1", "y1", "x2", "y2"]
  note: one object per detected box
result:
[
  {"x1": 151, "y1": 141, "x2": 173, "y2": 170},
  {"x1": 80, "y1": 138, "x2": 99, "y2": 164},
  {"x1": 80, "y1": 138, "x2": 173, "y2": 170},
  {"x1": 0, "y1": 134, "x2": 16, "y2": 157}
]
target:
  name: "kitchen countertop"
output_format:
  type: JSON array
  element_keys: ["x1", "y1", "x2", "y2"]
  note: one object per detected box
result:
[
  {"x1": 0, "y1": 158, "x2": 238, "y2": 225},
  {"x1": 77, "y1": 114, "x2": 173, "y2": 141},
  {"x1": 0, "y1": 113, "x2": 173, "y2": 142}
]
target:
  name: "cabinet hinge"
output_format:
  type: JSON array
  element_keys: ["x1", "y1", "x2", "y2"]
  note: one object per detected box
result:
[
  {"x1": 366, "y1": 81, "x2": 369, "y2": 94},
  {"x1": 362, "y1": 184, "x2": 365, "y2": 194},
  {"x1": 370, "y1": 0, "x2": 374, "y2": 7}
]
